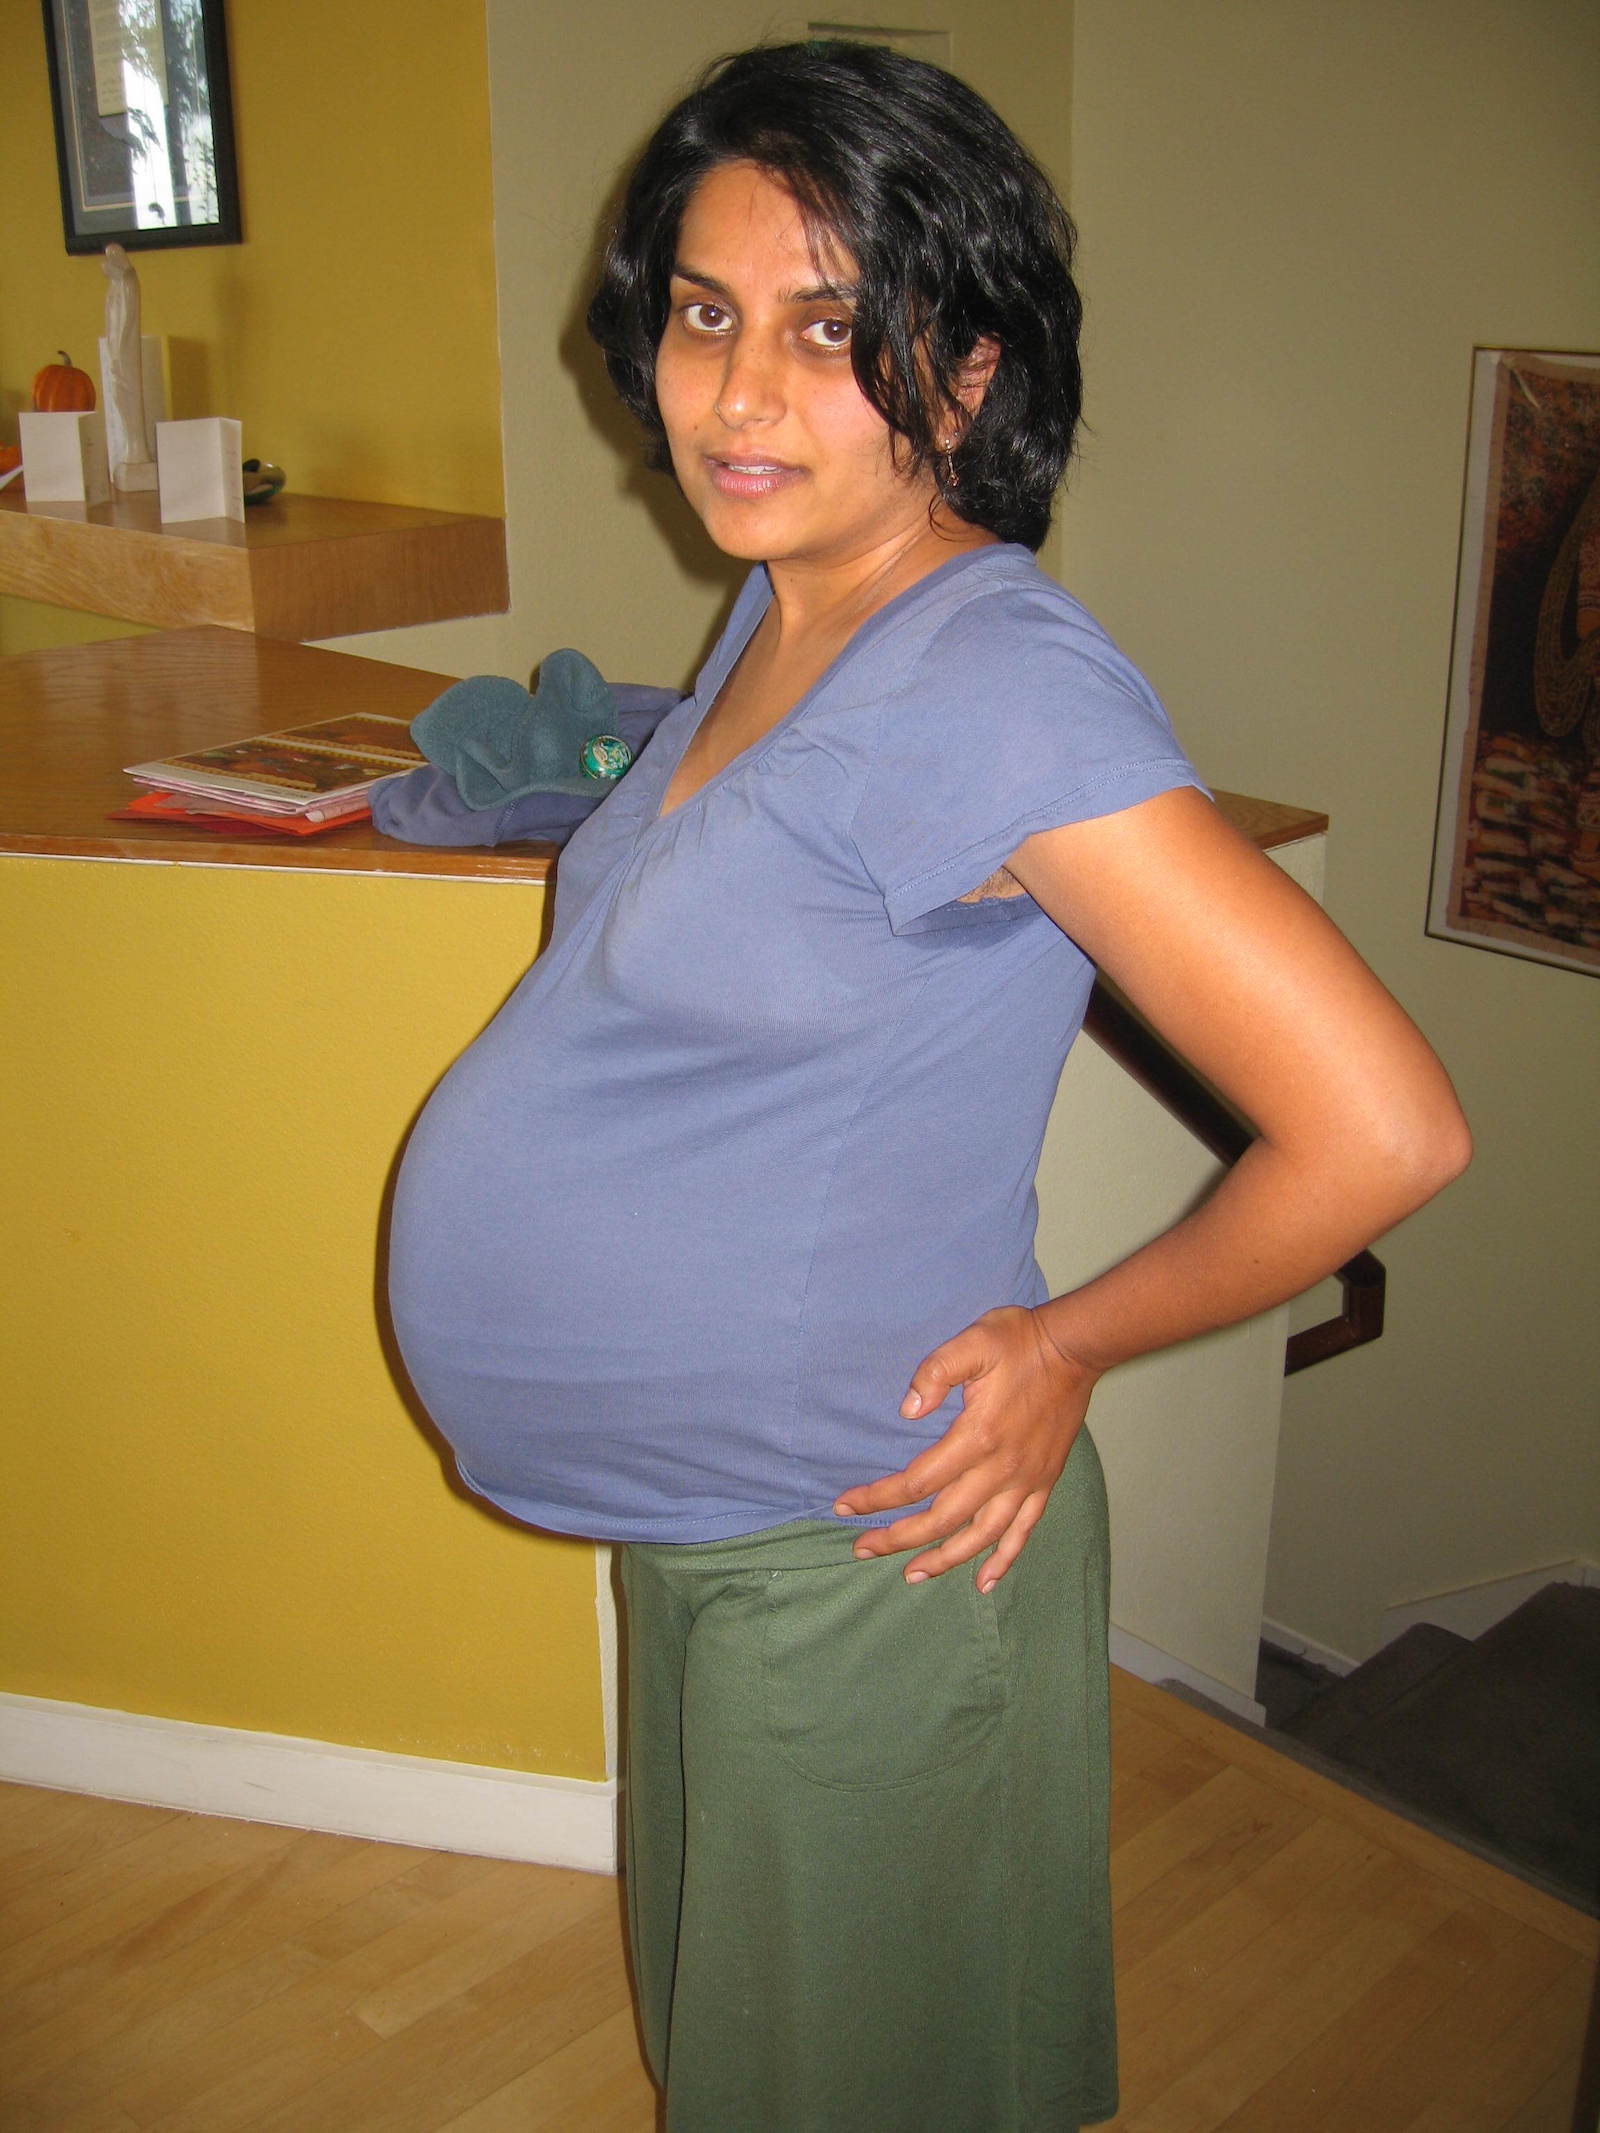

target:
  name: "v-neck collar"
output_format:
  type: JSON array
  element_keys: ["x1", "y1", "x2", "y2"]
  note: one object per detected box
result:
[{"x1": 650, "y1": 543, "x2": 1026, "y2": 828}]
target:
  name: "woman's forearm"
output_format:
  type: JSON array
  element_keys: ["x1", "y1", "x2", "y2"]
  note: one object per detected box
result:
[{"x1": 1033, "y1": 1115, "x2": 1468, "y2": 1380}]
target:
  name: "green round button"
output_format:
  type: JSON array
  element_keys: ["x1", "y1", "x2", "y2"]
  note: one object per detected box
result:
[{"x1": 579, "y1": 733, "x2": 633, "y2": 782}]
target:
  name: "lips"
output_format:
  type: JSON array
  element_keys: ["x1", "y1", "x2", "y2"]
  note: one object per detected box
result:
[{"x1": 704, "y1": 455, "x2": 805, "y2": 499}]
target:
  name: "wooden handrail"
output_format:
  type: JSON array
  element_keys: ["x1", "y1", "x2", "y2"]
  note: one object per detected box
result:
[{"x1": 1083, "y1": 981, "x2": 1386, "y2": 1376}]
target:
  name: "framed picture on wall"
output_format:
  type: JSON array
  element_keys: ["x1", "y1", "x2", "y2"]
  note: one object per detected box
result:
[
  {"x1": 1428, "y1": 348, "x2": 1600, "y2": 977},
  {"x1": 40, "y1": 0, "x2": 242, "y2": 254}
]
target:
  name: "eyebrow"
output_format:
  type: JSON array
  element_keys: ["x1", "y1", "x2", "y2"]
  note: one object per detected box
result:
[{"x1": 670, "y1": 264, "x2": 859, "y2": 304}]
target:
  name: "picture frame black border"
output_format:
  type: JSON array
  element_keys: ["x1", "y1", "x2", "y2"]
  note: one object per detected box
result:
[
  {"x1": 1424, "y1": 344, "x2": 1600, "y2": 981},
  {"x1": 40, "y1": 0, "x2": 242, "y2": 255}
]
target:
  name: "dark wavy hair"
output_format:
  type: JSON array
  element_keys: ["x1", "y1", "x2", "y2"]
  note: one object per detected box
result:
[{"x1": 585, "y1": 41, "x2": 1082, "y2": 552}]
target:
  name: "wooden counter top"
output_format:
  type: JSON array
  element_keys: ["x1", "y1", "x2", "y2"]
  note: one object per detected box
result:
[
  {"x1": 0, "y1": 627, "x2": 553, "y2": 880},
  {"x1": 0, "y1": 625, "x2": 1326, "y2": 881}
]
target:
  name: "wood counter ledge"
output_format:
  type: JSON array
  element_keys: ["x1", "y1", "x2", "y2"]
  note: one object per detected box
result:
[
  {"x1": 0, "y1": 627, "x2": 553, "y2": 881},
  {"x1": 0, "y1": 625, "x2": 1326, "y2": 881},
  {"x1": 0, "y1": 487, "x2": 509, "y2": 642}
]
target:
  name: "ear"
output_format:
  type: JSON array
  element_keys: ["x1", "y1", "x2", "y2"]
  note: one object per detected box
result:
[{"x1": 953, "y1": 335, "x2": 1001, "y2": 420}]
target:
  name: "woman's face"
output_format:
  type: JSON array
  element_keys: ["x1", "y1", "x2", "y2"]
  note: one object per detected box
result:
[{"x1": 655, "y1": 160, "x2": 942, "y2": 574}]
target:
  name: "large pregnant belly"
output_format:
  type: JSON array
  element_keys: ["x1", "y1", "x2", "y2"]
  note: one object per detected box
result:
[
  {"x1": 384, "y1": 1048, "x2": 1045, "y2": 1533},
  {"x1": 384, "y1": 1062, "x2": 824, "y2": 1524}
]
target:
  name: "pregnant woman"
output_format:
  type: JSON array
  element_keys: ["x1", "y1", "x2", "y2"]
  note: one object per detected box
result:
[{"x1": 385, "y1": 42, "x2": 1470, "y2": 2130}]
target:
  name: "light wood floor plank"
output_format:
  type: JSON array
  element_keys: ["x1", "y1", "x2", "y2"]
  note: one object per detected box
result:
[
  {"x1": 1, "y1": 1668, "x2": 1590, "y2": 2132},
  {"x1": 1111, "y1": 1703, "x2": 1221, "y2": 1784},
  {"x1": 9, "y1": 1940, "x2": 329, "y2": 2133},
  {"x1": 0, "y1": 1800, "x2": 212, "y2": 1949},
  {"x1": 433, "y1": 2003, "x2": 658, "y2": 2132},
  {"x1": 1115, "y1": 1675, "x2": 1599, "y2": 1958},
  {"x1": 1123, "y1": 1867, "x2": 1467, "y2": 2130},
  {"x1": 0, "y1": 2097, "x2": 141, "y2": 2133},
  {"x1": 0, "y1": 1785, "x2": 178, "y2": 1896},
  {"x1": 1203, "y1": 1901, "x2": 1514, "y2": 2133},
  {"x1": 1112, "y1": 1760, "x2": 1316, "y2": 1926},
  {"x1": 1114, "y1": 1815, "x2": 1373, "y2": 2030},
  {"x1": 351, "y1": 1863, "x2": 618, "y2": 2040},
  {"x1": 0, "y1": 1780, "x2": 149, "y2": 1841},
  {"x1": 0, "y1": 1835, "x2": 454, "y2": 2118},
  {"x1": 218, "y1": 1896, "x2": 635, "y2": 2133},
  {"x1": 1112, "y1": 1734, "x2": 1230, "y2": 1850},
  {"x1": 1275, "y1": 1918, "x2": 1578, "y2": 2133},
  {"x1": 112, "y1": 1859, "x2": 580, "y2": 2132},
  {"x1": 0, "y1": 1814, "x2": 305, "y2": 1985},
  {"x1": 1394, "y1": 1959, "x2": 1591, "y2": 2132},
  {"x1": 0, "y1": 1794, "x2": 258, "y2": 1934},
  {"x1": 0, "y1": 1799, "x2": 295, "y2": 1945},
  {"x1": 1491, "y1": 2065, "x2": 1586, "y2": 2133},
  {"x1": 4, "y1": 1826, "x2": 367, "y2": 2047},
  {"x1": 1116, "y1": 1842, "x2": 1428, "y2": 2115},
  {"x1": 0, "y1": 1783, "x2": 75, "y2": 1856},
  {"x1": 286, "y1": 1847, "x2": 499, "y2": 1966}
]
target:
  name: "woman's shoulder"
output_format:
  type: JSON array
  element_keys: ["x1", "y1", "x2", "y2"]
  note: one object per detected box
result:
[
  {"x1": 911, "y1": 547, "x2": 1161, "y2": 706},
  {"x1": 847, "y1": 547, "x2": 1204, "y2": 930},
  {"x1": 852, "y1": 546, "x2": 1169, "y2": 742}
]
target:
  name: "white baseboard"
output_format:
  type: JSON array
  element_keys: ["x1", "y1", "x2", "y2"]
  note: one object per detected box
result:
[
  {"x1": 1259, "y1": 1617, "x2": 1359, "y2": 1677},
  {"x1": 4, "y1": 1640, "x2": 1262, "y2": 1861},
  {"x1": 1376, "y1": 1558, "x2": 1600, "y2": 1648},
  {"x1": 1109, "y1": 1625, "x2": 1266, "y2": 1726},
  {"x1": 0, "y1": 1693, "x2": 620, "y2": 1875}
]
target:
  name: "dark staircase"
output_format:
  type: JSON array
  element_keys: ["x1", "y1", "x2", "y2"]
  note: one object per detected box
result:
[{"x1": 1257, "y1": 1582, "x2": 1600, "y2": 1916}]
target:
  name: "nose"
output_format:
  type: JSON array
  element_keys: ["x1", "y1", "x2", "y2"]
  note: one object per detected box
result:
[{"x1": 713, "y1": 329, "x2": 784, "y2": 428}]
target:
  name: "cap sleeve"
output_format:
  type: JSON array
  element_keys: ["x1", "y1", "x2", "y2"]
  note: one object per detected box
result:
[{"x1": 850, "y1": 579, "x2": 1207, "y2": 935}]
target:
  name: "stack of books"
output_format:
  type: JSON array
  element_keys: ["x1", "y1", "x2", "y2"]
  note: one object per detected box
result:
[{"x1": 117, "y1": 714, "x2": 428, "y2": 837}]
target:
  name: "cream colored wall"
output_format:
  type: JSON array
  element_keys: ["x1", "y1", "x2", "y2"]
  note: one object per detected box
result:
[
  {"x1": 1037, "y1": 832, "x2": 1327, "y2": 1708},
  {"x1": 346, "y1": 0, "x2": 1075, "y2": 685},
  {"x1": 1067, "y1": 0, "x2": 1600, "y2": 1660}
]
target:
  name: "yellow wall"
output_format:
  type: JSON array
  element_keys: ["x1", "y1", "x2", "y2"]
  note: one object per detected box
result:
[
  {"x1": 1067, "y1": 0, "x2": 1600, "y2": 1658},
  {"x1": 0, "y1": 856, "x2": 607, "y2": 1779},
  {"x1": 0, "y1": 0, "x2": 503, "y2": 657}
]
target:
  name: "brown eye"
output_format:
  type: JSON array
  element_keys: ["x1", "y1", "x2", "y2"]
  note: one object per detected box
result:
[
  {"x1": 682, "y1": 301, "x2": 732, "y2": 334},
  {"x1": 801, "y1": 315, "x2": 853, "y2": 349}
]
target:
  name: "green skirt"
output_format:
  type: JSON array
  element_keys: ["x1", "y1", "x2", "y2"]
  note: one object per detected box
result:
[{"x1": 619, "y1": 1429, "x2": 1117, "y2": 2131}]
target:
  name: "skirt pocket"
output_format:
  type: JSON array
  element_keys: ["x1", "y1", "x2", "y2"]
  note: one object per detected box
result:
[{"x1": 760, "y1": 1553, "x2": 1005, "y2": 1790}]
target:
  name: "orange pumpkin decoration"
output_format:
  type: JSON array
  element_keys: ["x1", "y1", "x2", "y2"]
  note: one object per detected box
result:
[{"x1": 32, "y1": 352, "x2": 96, "y2": 413}]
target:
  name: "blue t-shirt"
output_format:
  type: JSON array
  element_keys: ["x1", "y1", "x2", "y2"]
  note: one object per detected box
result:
[{"x1": 387, "y1": 544, "x2": 1205, "y2": 1543}]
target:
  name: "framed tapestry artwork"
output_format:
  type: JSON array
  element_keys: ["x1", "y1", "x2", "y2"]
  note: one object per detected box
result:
[
  {"x1": 1428, "y1": 348, "x2": 1600, "y2": 977},
  {"x1": 41, "y1": 0, "x2": 242, "y2": 253}
]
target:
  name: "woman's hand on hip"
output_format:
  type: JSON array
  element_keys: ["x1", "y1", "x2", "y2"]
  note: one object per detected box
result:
[{"x1": 831, "y1": 1305, "x2": 1098, "y2": 1590}]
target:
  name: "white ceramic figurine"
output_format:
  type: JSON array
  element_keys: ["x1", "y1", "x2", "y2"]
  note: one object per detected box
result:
[{"x1": 101, "y1": 243, "x2": 158, "y2": 492}]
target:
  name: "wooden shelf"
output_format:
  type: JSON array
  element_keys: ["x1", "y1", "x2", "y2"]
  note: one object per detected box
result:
[
  {"x1": 0, "y1": 486, "x2": 508, "y2": 642},
  {"x1": 1209, "y1": 789, "x2": 1326, "y2": 849}
]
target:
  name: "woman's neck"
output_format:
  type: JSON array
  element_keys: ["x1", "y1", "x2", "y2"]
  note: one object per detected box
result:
[{"x1": 763, "y1": 511, "x2": 998, "y2": 646}]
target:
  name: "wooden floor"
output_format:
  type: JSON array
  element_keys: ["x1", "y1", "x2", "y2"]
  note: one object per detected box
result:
[{"x1": 1, "y1": 1671, "x2": 1594, "y2": 2132}]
